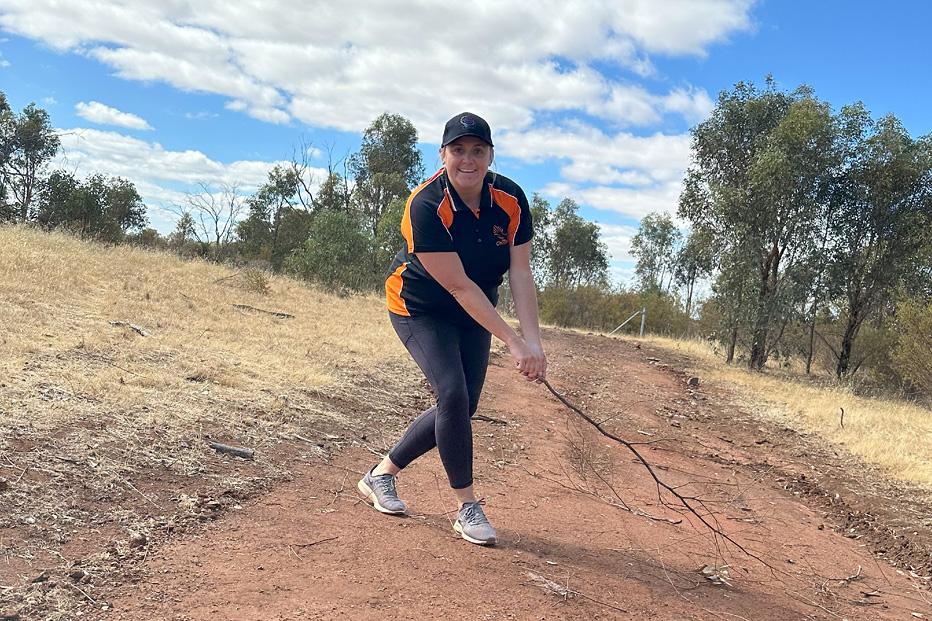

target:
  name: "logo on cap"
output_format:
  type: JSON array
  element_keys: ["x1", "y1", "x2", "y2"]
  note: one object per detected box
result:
[{"x1": 460, "y1": 115, "x2": 476, "y2": 128}]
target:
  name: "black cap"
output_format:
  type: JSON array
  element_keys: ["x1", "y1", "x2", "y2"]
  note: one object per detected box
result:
[{"x1": 441, "y1": 112, "x2": 493, "y2": 147}]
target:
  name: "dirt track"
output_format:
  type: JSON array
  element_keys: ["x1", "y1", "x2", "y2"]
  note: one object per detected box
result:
[{"x1": 89, "y1": 330, "x2": 929, "y2": 620}]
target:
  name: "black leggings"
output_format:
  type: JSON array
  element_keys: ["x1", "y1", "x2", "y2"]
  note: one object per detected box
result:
[{"x1": 387, "y1": 312, "x2": 492, "y2": 489}]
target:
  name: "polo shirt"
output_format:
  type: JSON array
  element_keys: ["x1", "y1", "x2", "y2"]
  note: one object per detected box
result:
[{"x1": 385, "y1": 168, "x2": 533, "y2": 318}]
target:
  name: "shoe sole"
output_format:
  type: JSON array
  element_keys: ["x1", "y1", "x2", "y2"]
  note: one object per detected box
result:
[
  {"x1": 357, "y1": 479, "x2": 406, "y2": 515},
  {"x1": 453, "y1": 520, "x2": 497, "y2": 546}
]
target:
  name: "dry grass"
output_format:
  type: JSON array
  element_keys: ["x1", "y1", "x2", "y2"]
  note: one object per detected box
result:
[
  {"x1": 640, "y1": 334, "x2": 932, "y2": 489},
  {"x1": 0, "y1": 226, "x2": 423, "y2": 619}
]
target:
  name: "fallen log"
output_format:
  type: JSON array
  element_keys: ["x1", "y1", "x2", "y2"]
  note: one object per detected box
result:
[{"x1": 205, "y1": 437, "x2": 255, "y2": 460}]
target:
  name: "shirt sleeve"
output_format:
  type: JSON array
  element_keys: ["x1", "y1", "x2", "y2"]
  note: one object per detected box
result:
[
  {"x1": 512, "y1": 185, "x2": 534, "y2": 246},
  {"x1": 407, "y1": 192, "x2": 455, "y2": 253}
]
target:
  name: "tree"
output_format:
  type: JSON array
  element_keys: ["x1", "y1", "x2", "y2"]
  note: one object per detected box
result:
[
  {"x1": 349, "y1": 113, "x2": 424, "y2": 236},
  {"x1": 316, "y1": 171, "x2": 352, "y2": 213},
  {"x1": 372, "y1": 196, "x2": 406, "y2": 271},
  {"x1": 631, "y1": 212, "x2": 681, "y2": 293},
  {"x1": 827, "y1": 111, "x2": 932, "y2": 377},
  {"x1": 0, "y1": 97, "x2": 60, "y2": 221},
  {"x1": 679, "y1": 80, "x2": 835, "y2": 369},
  {"x1": 286, "y1": 210, "x2": 374, "y2": 292},
  {"x1": 237, "y1": 163, "x2": 315, "y2": 270},
  {"x1": 891, "y1": 295, "x2": 932, "y2": 396},
  {"x1": 175, "y1": 182, "x2": 246, "y2": 261},
  {"x1": 528, "y1": 193, "x2": 554, "y2": 285},
  {"x1": 35, "y1": 171, "x2": 147, "y2": 242},
  {"x1": 673, "y1": 229, "x2": 715, "y2": 318},
  {"x1": 546, "y1": 198, "x2": 609, "y2": 289}
]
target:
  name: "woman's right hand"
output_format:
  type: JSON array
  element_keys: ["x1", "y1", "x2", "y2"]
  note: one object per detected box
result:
[{"x1": 508, "y1": 337, "x2": 547, "y2": 382}]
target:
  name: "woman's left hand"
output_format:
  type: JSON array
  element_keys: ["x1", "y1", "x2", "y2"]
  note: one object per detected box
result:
[{"x1": 509, "y1": 337, "x2": 547, "y2": 381}]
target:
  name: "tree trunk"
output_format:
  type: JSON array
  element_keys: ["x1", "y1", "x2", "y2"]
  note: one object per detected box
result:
[
  {"x1": 805, "y1": 315, "x2": 817, "y2": 374},
  {"x1": 685, "y1": 277, "x2": 695, "y2": 318},
  {"x1": 836, "y1": 312, "x2": 862, "y2": 378},
  {"x1": 726, "y1": 325, "x2": 738, "y2": 364}
]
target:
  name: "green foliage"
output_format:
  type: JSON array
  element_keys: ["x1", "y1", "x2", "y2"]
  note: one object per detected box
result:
[
  {"x1": 286, "y1": 209, "x2": 375, "y2": 293},
  {"x1": 891, "y1": 297, "x2": 932, "y2": 396},
  {"x1": 35, "y1": 171, "x2": 147, "y2": 242},
  {"x1": 236, "y1": 163, "x2": 315, "y2": 270},
  {"x1": 126, "y1": 228, "x2": 167, "y2": 249},
  {"x1": 349, "y1": 113, "x2": 424, "y2": 235},
  {"x1": 539, "y1": 286, "x2": 688, "y2": 335},
  {"x1": 373, "y1": 196, "x2": 406, "y2": 269},
  {"x1": 546, "y1": 198, "x2": 609, "y2": 289},
  {"x1": 631, "y1": 212, "x2": 681, "y2": 292},
  {"x1": 528, "y1": 193, "x2": 554, "y2": 284},
  {"x1": 828, "y1": 110, "x2": 932, "y2": 377},
  {"x1": 0, "y1": 94, "x2": 60, "y2": 221}
]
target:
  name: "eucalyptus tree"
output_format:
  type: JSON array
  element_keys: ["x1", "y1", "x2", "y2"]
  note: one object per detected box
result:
[
  {"x1": 631, "y1": 212, "x2": 681, "y2": 293},
  {"x1": 827, "y1": 110, "x2": 932, "y2": 377},
  {"x1": 673, "y1": 229, "x2": 715, "y2": 318},
  {"x1": 528, "y1": 193, "x2": 554, "y2": 285},
  {"x1": 0, "y1": 95, "x2": 60, "y2": 221},
  {"x1": 546, "y1": 198, "x2": 609, "y2": 290},
  {"x1": 349, "y1": 113, "x2": 424, "y2": 236},
  {"x1": 679, "y1": 79, "x2": 836, "y2": 369}
]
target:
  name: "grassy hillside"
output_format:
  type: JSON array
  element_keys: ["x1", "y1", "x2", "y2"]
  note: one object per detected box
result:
[{"x1": 0, "y1": 226, "x2": 424, "y2": 617}]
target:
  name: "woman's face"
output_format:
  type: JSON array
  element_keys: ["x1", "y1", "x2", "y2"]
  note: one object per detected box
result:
[{"x1": 441, "y1": 136, "x2": 493, "y2": 195}]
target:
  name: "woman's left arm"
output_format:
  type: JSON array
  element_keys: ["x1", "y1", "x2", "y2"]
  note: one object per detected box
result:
[{"x1": 509, "y1": 241, "x2": 547, "y2": 380}]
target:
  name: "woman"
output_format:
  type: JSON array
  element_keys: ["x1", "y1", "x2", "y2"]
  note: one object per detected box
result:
[{"x1": 358, "y1": 112, "x2": 546, "y2": 546}]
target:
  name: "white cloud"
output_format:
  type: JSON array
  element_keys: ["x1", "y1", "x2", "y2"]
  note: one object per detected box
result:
[
  {"x1": 598, "y1": 222, "x2": 640, "y2": 262},
  {"x1": 184, "y1": 110, "x2": 218, "y2": 121},
  {"x1": 75, "y1": 101, "x2": 153, "y2": 130},
  {"x1": 501, "y1": 123, "x2": 691, "y2": 184},
  {"x1": 53, "y1": 127, "x2": 329, "y2": 232},
  {"x1": 0, "y1": 1, "x2": 753, "y2": 133},
  {"x1": 576, "y1": 182, "x2": 685, "y2": 220},
  {"x1": 42, "y1": 96, "x2": 58, "y2": 105}
]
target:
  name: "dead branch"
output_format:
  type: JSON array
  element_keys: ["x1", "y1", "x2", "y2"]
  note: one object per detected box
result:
[
  {"x1": 108, "y1": 320, "x2": 148, "y2": 337},
  {"x1": 474, "y1": 414, "x2": 508, "y2": 426},
  {"x1": 839, "y1": 407, "x2": 845, "y2": 429},
  {"x1": 232, "y1": 304, "x2": 294, "y2": 319},
  {"x1": 291, "y1": 536, "x2": 339, "y2": 548},
  {"x1": 204, "y1": 437, "x2": 255, "y2": 460},
  {"x1": 541, "y1": 378, "x2": 760, "y2": 562}
]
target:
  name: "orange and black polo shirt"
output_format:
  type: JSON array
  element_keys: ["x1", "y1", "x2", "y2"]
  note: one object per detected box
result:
[{"x1": 385, "y1": 168, "x2": 533, "y2": 318}]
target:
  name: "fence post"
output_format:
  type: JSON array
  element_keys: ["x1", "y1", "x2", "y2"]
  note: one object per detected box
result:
[{"x1": 639, "y1": 307, "x2": 646, "y2": 337}]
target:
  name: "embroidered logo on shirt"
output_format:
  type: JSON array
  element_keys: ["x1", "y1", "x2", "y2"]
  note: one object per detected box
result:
[{"x1": 492, "y1": 224, "x2": 509, "y2": 246}]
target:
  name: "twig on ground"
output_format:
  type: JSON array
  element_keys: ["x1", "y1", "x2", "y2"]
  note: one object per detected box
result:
[
  {"x1": 291, "y1": 536, "x2": 339, "y2": 548},
  {"x1": 108, "y1": 320, "x2": 148, "y2": 337},
  {"x1": 213, "y1": 273, "x2": 240, "y2": 284},
  {"x1": 232, "y1": 304, "x2": 294, "y2": 319},
  {"x1": 474, "y1": 414, "x2": 508, "y2": 426}
]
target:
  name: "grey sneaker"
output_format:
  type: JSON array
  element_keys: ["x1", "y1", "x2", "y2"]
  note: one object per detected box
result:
[
  {"x1": 454, "y1": 501, "x2": 497, "y2": 546},
  {"x1": 357, "y1": 468, "x2": 407, "y2": 515}
]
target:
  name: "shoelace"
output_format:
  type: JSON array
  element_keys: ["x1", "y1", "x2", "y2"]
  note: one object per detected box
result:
[
  {"x1": 373, "y1": 474, "x2": 399, "y2": 498},
  {"x1": 460, "y1": 501, "x2": 490, "y2": 526}
]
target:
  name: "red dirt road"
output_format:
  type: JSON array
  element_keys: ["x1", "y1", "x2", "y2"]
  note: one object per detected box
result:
[{"x1": 106, "y1": 332, "x2": 932, "y2": 620}]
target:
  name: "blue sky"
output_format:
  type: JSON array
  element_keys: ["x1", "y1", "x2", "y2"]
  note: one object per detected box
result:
[{"x1": 1, "y1": 1, "x2": 929, "y2": 285}]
